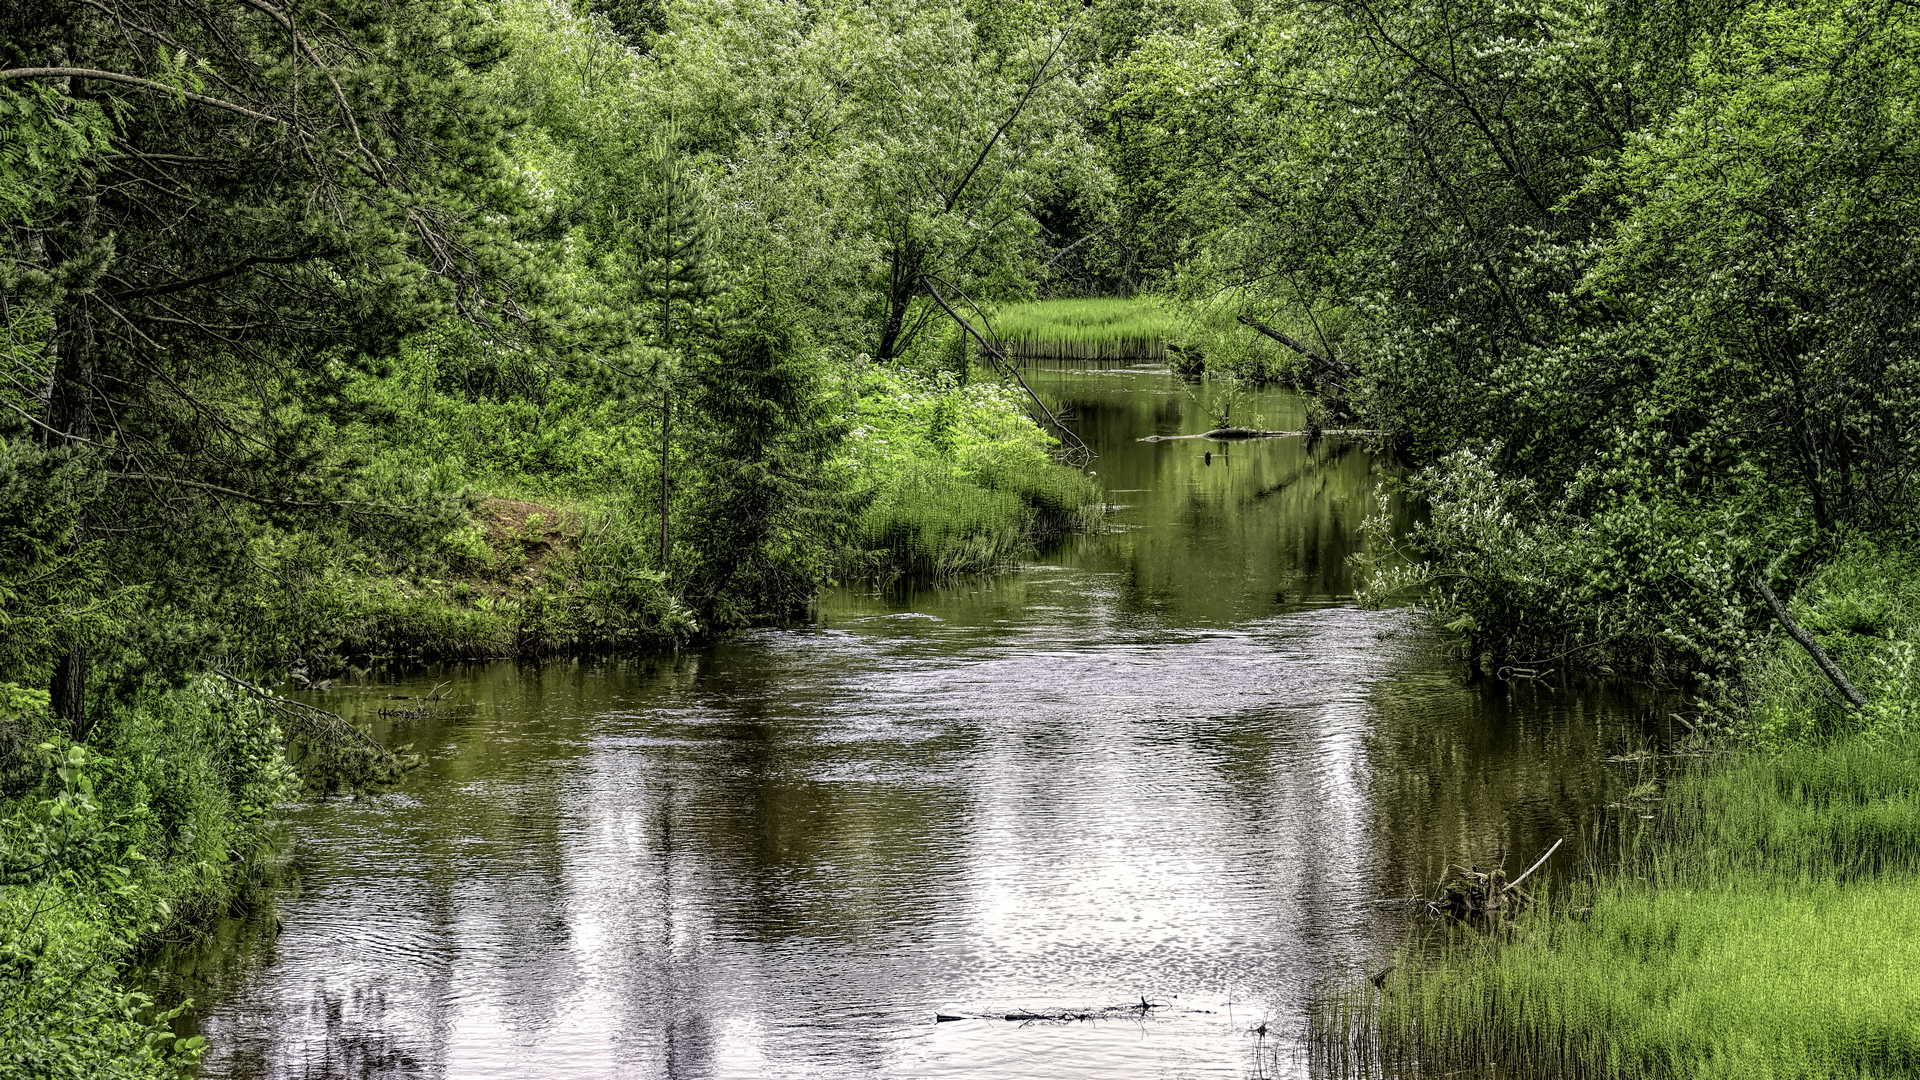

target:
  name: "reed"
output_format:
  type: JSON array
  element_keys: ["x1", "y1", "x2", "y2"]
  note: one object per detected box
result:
[
  {"x1": 992, "y1": 298, "x2": 1183, "y2": 361},
  {"x1": 1317, "y1": 877, "x2": 1920, "y2": 1079}
]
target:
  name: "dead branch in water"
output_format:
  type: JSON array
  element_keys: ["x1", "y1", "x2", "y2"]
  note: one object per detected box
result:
[
  {"x1": 1414, "y1": 838, "x2": 1565, "y2": 927},
  {"x1": 935, "y1": 998, "x2": 1182, "y2": 1025},
  {"x1": 1137, "y1": 428, "x2": 1384, "y2": 442},
  {"x1": 216, "y1": 671, "x2": 419, "y2": 783},
  {"x1": 379, "y1": 682, "x2": 454, "y2": 720}
]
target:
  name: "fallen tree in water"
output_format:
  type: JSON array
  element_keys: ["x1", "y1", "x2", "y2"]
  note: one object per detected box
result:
[
  {"x1": 935, "y1": 997, "x2": 1207, "y2": 1024},
  {"x1": 1137, "y1": 427, "x2": 1384, "y2": 442}
]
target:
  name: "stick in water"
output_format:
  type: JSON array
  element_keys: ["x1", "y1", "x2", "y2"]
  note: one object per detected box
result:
[{"x1": 1507, "y1": 837, "x2": 1564, "y2": 891}]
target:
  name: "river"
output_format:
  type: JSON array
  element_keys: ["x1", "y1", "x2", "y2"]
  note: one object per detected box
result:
[{"x1": 146, "y1": 367, "x2": 1659, "y2": 1079}]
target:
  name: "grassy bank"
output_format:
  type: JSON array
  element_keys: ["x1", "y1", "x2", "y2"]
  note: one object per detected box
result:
[
  {"x1": 842, "y1": 363, "x2": 1102, "y2": 576},
  {"x1": 231, "y1": 334, "x2": 1107, "y2": 667},
  {"x1": 0, "y1": 679, "x2": 298, "y2": 1078},
  {"x1": 991, "y1": 295, "x2": 1326, "y2": 384},
  {"x1": 995, "y1": 297, "x2": 1184, "y2": 361},
  {"x1": 1318, "y1": 544, "x2": 1920, "y2": 1079}
]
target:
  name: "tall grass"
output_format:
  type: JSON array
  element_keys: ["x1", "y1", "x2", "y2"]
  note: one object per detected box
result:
[
  {"x1": 842, "y1": 364, "x2": 1102, "y2": 575},
  {"x1": 994, "y1": 298, "x2": 1183, "y2": 361},
  {"x1": 1318, "y1": 878, "x2": 1920, "y2": 1079},
  {"x1": 1315, "y1": 541, "x2": 1920, "y2": 1080}
]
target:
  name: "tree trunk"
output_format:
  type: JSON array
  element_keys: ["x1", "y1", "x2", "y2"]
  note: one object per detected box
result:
[
  {"x1": 660, "y1": 386, "x2": 672, "y2": 568},
  {"x1": 875, "y1": 236, "x2": 923, "y2": 361},
  {"x1": 49, "y1": 129, "x2": 100, "y2": 742},
  {"x1": 52, "y1": 645, "x2": 88, "y2": 741},
  {"x1": 1754, "y1": 577, "x2": 1868, "y2": 708}
]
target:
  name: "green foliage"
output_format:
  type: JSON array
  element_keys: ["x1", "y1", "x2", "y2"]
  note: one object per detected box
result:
[
  {"x1": 677, "y1": 311, "x2": 850, "y2": 627},
  {"x1": 0, "y1": 434, "x2": 126, "y2": 681},
  {"x1": 1102, "y1": 0, "x2": 1920, "y2": 680},
  {"x1": 843, "y1": 364, "x2": 1100, "y2": 574},
  {"x1": 0, "y1": 679, "x2": 295, "y2": 1079},
  {"x1": 1744, "y1": 543, "x2": 1920, "y2": 748}
]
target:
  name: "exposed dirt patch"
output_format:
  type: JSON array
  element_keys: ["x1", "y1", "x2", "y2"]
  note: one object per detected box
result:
[{"x1": 469, "y1": 497, "x2": 585, "y2": 594}]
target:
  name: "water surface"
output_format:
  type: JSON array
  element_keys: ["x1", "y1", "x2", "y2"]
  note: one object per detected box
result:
[{"x1": 150, "y1": 368, "x2": 1658, "y2": 1079}]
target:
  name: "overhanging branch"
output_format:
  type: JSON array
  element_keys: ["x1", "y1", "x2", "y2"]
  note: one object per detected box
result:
[{"x1": 1, "y1": 67, "x2": 287, "y2": 125}]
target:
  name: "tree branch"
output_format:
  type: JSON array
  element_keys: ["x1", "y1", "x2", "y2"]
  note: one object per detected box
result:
[
  {"x1": 1753, "y1": 577, "x2": 1869, "y2": 709},
  {"x1": 105, "y1": 472, "x2": 419, "y2": 512},
  {"x1": 0, "y1": 67, "x2": 286, "y2": 125},
  {"x1": 109, "y1": 252, "x2": 322, "y2": 301},
  {"x1": 942, "y1": 32, "x2": 1068, "y2": 214}
]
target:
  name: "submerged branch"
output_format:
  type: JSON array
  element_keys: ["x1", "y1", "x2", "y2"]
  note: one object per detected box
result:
[{"x1": 1138, "y1": 427, "x2": 1383, "y2": 442}]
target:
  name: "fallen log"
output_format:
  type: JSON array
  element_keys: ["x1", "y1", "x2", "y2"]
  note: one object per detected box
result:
[
  {"x1": 1137, "y1": 427, "x2": 1384, "y2": 443},
  {"x1": 1753, "y1": 577, "x2": 1868, "y2": 709}
]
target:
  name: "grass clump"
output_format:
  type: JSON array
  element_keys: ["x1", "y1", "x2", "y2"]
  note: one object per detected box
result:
[
  {"x1": 841, "y1": 364, "x2": 1101, "y2": 575},
  {"x1": 1328, "y1": 878, "x2": 1920, "y2": 1080},
  {"x1": 990, "y1": 295, "x2": 1339, "y2": 384},
  {"x1": 1318, "y1": 540, "x2": 1920, "y2": 1080},
  {"x1": 994, "y1": 297, "x2": 1184, "y2": 361}
]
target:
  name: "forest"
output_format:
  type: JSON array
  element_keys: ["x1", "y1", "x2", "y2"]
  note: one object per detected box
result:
[{"x1": 2, "y1": 0, "x2": 1917, "y2": 1074}]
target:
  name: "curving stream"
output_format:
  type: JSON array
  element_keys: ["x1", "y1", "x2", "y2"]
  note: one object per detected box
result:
[{"x1": 146, "y1": 367, "x2": 1660, "y2": 1079}]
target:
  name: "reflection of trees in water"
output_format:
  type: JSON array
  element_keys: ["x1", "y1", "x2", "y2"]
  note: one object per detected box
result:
[
  {"x1": 297, "y1": 987, "x2": 425, "y2": 1080},
  {"x1": 598, "y1": 664, "x2": 968, "y2": 1075},
  {"x1": 1050, "y1": 379, "x2": 1408, "y2": 617},
  {"x1": 1362, "y1": 661, "x2": 1665, "y2": 898}
]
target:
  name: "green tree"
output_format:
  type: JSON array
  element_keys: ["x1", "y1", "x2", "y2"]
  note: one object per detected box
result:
[
  {"x1": 679, "y1": 309, "x2": 849, "y2": 627},
  {"x1": 1, "y1": 0, "x2": 541, "y2": 726}
]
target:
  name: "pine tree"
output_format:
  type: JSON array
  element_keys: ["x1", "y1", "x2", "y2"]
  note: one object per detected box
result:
[
  {"x1": 623, "y1": 132, "x2": 729, "y2": 573},
  {"x1": 0, "y1": 0, "x2": 541, "y2": 732},
  {"x1": 679, "y1": 303, "x2": 849, "y2": 628}
]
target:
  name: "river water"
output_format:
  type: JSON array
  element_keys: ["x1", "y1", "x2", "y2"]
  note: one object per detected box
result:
[{"x1": 147, "y1": 368, "x2": 1659, "y2": 1079}]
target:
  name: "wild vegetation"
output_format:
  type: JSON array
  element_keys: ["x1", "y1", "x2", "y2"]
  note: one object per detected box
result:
[
  {"x1": 1, "y1": 0, "x2": 1110, "y2": 1070},
  {"x1": 1319, "y1": 547, "x2": 1920, "y2": 1078},
  {"x1": 4, "y1": 0, "x2": 1919, "y2": 1072}
]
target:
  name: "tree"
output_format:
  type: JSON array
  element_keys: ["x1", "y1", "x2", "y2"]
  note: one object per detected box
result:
[
  {"x1": 679, "y1": 309, "x2": 849, "y2": 627},
  {"x1": 1, "y1": 0, "x2": 538, "y2": 731},
  {"x1": 647, "y1": 0, "x2": 1104, "y2": 361}
]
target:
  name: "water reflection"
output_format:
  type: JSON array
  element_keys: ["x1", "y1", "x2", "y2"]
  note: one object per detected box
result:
[{"x1": 145, "y1": 370, "x2": 1658, "y2": 1079}]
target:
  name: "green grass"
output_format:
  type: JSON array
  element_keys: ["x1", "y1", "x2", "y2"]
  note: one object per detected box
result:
[
  {"x1": 992, "y1": 298, "x2": 1183, "y2": 361},
  {"x1": 1316, "y1": 542, "x2": 1920, "y2": 1080},
  {"x1": 1320, "y1": 878, "x2": 1920, "y2": 1080},
  {"x1": 841, "y1": 365, "x2": 1101, "y2": 575}
]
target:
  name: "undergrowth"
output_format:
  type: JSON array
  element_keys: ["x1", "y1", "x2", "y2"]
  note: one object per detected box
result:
[
  {"x1": 841, "y1": 364, "x2": 1101, "y2": 576},
  {"x1": 0, "y1": 678, "x2": 297, "y2": 1079}
]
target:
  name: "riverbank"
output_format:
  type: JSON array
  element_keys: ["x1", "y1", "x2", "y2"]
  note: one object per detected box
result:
[
  {"x1": 270, "y1": 358, "x2": 1103, "y2": 668},
  {"x1": 0, "y1": 678, "x2": 297, "y2": 1077},
  {"x1": 0, "y1": 354, "x2": 1102, "y2": 1077},
  {"x1": 1316, "y1": 543, "x2": 1920, "y2": 1079}
]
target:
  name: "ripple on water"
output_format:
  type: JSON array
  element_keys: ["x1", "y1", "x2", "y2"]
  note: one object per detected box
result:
[{"x1": 150, "y1": 373, "x2": 1659, "y2": 1080}]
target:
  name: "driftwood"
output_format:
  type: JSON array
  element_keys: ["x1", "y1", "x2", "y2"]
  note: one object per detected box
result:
[
  {"x1": 378, "y1": 682, "x2": 453, "y2": 720},
  {"x1": 1753, "y1": 577, "x2": 1869, "y2": 709},
  {"x1": 1419, "y1": 838, "x2": 1563, "y2": 927},
  {"x1": 1137, "y1": 427, "x2": 1383, "y2": 443},
  {"x1": 936, "y1": 998, "x2": 1177, "y2": 1025}
]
